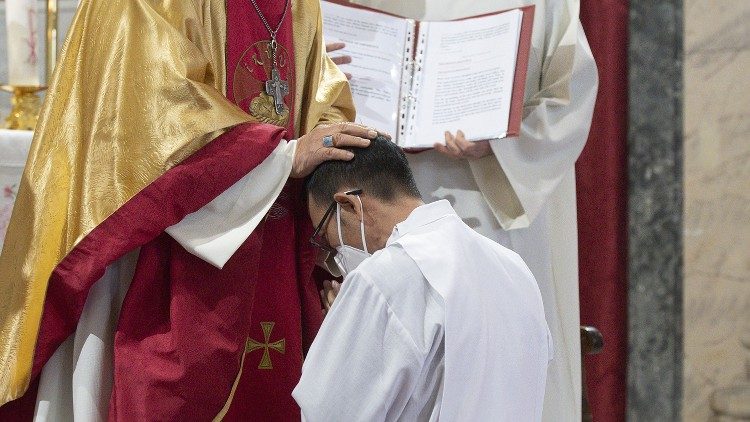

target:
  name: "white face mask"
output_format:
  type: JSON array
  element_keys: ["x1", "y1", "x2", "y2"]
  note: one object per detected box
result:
[{"x1": 333, "y1": 195, "x2": 371, "y2": 277}]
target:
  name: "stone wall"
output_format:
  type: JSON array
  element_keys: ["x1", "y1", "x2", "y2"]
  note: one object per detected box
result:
[{"x1": 682, "y1": 1, "x2": 750, "y2": 420}]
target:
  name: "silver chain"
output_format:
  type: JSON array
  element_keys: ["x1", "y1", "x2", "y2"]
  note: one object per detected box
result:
[{"x1": 248, "y1": 0, "x2": 290, "y2": 67}]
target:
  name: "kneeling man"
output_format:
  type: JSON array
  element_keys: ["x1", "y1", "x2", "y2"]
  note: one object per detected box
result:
[{"x1": 293, "y1": 137, "x2": 552, "y2": 421}]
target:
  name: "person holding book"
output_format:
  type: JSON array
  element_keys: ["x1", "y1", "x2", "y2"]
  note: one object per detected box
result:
[
  {"x1": 323, "y1": 0, "x2": 598, "y2": 420},
  {"x1": 293, "y1": 136, "x2": 552, "y2": 421}
]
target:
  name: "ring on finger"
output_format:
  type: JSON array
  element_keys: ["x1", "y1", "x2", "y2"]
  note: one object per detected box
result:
[{"x1": 322, "y1": 135, "x2": 334, "y2": 147}]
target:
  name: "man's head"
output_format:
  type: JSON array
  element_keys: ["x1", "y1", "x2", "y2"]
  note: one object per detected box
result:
[{"x1": 305, "y1": 135, "x2": 423, "y2": 256}]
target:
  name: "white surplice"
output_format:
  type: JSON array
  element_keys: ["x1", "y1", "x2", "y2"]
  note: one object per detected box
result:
[
  {"x1": 293, "y1": 200, "x2": 552, "y2": 421},
  {"x1": 346, "y1": 1, "x2": 598, "y2": 420}
]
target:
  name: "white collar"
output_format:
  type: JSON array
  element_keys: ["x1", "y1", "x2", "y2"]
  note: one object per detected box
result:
[{"x1": 386, "y1": 200, "x2": 457, "y2": 247}]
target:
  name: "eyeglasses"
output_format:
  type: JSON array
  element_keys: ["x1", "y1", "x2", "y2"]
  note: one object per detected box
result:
[{"x1": 310, "y1": 188, "x2": 363, "y2": 255}]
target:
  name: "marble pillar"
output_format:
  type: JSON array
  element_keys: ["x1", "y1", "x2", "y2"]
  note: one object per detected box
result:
[{"x1": 627, "y1": 0, "x2": 684, "y2": 420}]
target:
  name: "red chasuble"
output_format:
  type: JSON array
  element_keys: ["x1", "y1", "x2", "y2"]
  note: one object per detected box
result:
[
  {"x1": 0, "y1": 1, "x2": 323, "y2": 421},
  {"x1": 221, "y1": 1, "x2": 320, "y2": 420},
  {"x1": 108, "y1": 2, "x2": 320, "y2": 420}
]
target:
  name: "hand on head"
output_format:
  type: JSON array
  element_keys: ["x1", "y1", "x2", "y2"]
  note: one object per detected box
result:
[{"x1": 291, "y1": 122, "x2": 390, "y2": 178}]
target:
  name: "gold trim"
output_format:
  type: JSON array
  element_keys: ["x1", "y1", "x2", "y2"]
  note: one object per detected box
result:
[{"x1": 212, "y1": 351, "x2": 248, "y2": 422}]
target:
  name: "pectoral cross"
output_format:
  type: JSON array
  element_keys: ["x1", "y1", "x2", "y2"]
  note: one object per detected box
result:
[
  {"x1": 265, "y1": 67, "x2": 289, "y2": 115},
  {"x1": 246, "y1": 321, "x2": 286, "y2": 370}
]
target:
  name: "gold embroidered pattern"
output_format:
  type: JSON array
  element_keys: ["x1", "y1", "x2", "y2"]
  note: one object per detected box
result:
[
  {"x1": 245, "y1": 321, "x2": 285, "y2": 370},
  {"x1": 249, "y1": 92, "x2": 290, "y2": 126},
  {"x1": 233, "y1": 41, "x2": 291, "y2": 127}
]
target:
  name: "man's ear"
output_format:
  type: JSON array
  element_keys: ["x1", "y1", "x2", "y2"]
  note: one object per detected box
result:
[{"x1": 333, "y1": 191, "x2": 363, "y2": 222}]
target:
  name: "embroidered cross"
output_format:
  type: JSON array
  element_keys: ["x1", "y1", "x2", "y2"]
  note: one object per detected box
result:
[{"x1": 246, "y1": 321, "x2": 286, "y2": 370}]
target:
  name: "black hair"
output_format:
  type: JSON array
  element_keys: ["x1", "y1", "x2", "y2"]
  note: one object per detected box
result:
[{"x1": 304, "y1": 135, "x2": 422, "y2": 205}]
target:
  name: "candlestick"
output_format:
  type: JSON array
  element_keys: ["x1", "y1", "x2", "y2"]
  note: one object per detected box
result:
[
  {"x1": 1, "y1": 85, "x2": 47, "y2": 130},
  {"x1": 46, "y1": 0, "x2": 58, "y2": 82},
  {"x1": 6, "y1": 0, "x2": 41, "y2": 86}
]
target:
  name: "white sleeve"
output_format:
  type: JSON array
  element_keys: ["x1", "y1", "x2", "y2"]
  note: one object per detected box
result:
[
  {"x1": 165, "y1": 139, "x2": 296, "y2": 269},
  {"x1": 469, "y1": 13, "x2": 599, "y2": 230},
  {"x1": 292, "y1": 272, "x2": 424, "y2": 422}
]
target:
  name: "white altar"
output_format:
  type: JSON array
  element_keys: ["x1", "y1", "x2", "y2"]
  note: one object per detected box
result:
[{"x1": 0, "y1": 128, "x2": 33, "y2": 248}]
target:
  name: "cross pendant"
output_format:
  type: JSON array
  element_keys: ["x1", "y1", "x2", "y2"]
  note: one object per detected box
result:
[{"x1": 265, "y1": 67, "x2": 289, "y2": 115}]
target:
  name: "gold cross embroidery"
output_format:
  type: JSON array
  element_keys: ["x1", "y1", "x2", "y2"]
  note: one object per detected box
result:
[{"x1": 245, "y1": 322, "x2": 286, "y2": 370}]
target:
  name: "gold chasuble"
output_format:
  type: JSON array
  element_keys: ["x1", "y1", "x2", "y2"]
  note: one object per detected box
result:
[{"x1": 0, "y1": 0, "x2": 354, "y2": 419}]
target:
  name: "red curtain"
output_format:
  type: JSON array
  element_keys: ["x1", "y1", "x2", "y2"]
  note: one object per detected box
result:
[{"x1": 577, "y1": 1, "x2": 629, "y2": 421}]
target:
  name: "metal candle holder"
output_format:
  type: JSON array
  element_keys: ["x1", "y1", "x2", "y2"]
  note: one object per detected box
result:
[
  {"x1": 2, "y1": 0, "x2": 58, "y2": 131},
  {"x1": 0, "y1": 85, "x2": 47, "y2": 130}
]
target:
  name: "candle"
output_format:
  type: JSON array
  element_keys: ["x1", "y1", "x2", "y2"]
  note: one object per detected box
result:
[{"x1": 6, "y1": 0, "x2": 41, "y2": 86}]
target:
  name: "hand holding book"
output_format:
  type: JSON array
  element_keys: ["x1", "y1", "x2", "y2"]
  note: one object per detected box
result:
[
  {"x1": 321, "y1": 1, "x2": 534, "y2": 149},
  {"x1": 434, "y1": 131, "x2": 493, "y2": 159}
]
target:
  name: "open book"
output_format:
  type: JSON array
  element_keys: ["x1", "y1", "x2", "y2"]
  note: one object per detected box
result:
[{"x1": 321, "y1": 1, "x2": 534, "y2": 149}]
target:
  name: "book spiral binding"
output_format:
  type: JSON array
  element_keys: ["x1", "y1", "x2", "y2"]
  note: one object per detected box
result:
[
  {"x1": 402, "y1": 24, "x2": 428, "y2": 145},
  {"x1": 398, "y1": 20, "x2": 416, "y2": 142}
]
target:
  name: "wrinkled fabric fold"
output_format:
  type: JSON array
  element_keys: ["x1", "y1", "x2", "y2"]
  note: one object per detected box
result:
[
  {"x1": 0, "y1": 0, "x2": 250, "y2": 404},
  {"x1": 166, "y1": 140, "x2": 297, "y2": 268}
]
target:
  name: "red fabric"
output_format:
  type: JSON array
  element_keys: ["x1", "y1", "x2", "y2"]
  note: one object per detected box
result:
[
  {"x1": 111, "y1": 2, "x2": 320, "y2": 418},
  {"x1": 0, "y1": 378, "x2": 38, "y2": 419},
  {"x1": 2, "y1": 0, "x2": 322, "y2": 421},
  {"x1": 33, "y1": 122, "x2": 286, "y2": 380},
  {"x1": 1, "y1": 2, "x2": 322, "y2": 421},
  {"x1": 220, "y1": 1, "x2": 324, "y2": 420},
  {"x1": 226, "y1": 0, "x2": 297, "y2": 123},
  {"x1": 577, "y1": 1, "x2": 629, "y2": 421},
  {"x1": 222, "y1": 184, "x2": 313, "y2": 422},
  {"x1": 110, "y1": 231, "x2": 264, "y2": 420},
  {"x1": 0, "y1": 121, "x2": 286, "y2": 420}
]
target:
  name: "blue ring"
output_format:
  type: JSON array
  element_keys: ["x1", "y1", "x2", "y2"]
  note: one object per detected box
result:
[{"x1": 322, "y1": 135, "x2": 334, "y2": 147}]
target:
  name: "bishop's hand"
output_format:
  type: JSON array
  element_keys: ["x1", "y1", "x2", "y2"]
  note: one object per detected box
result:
[
  {"x1": 291, "y1": 123, "x2": 387, "y2": 179},
  {"x1": 434, "y1": 130, "x2": 493, "y2": 159}
]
